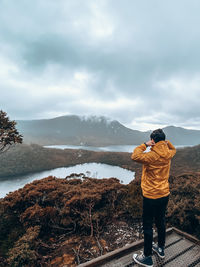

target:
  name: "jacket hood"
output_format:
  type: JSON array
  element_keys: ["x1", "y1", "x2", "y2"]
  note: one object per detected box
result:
[{"x1": 151, "y1": 140, "x2": 173, "y2": 159}]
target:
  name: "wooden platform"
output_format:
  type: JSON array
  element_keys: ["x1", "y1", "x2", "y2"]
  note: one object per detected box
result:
[{"x1": 78, "y1": 228, "x2": 200, "y2": 267}]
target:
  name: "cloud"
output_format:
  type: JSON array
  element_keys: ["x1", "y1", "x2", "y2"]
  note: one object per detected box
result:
[{"x1": 0, "y1": 0, "x2": 200, "y2": 130}]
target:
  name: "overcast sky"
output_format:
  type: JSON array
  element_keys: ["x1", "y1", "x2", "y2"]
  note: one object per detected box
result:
[{"x1": 1, "y1": 0, "x2": 200, "y2": 131}]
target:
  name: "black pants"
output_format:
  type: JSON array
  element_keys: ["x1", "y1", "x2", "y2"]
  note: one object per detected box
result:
[{"x1": 143, "y1": 195, "x2": 169, "y2": 257}]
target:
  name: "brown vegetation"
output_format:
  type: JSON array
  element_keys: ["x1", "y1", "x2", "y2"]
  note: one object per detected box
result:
[
  {"x1": 171, "y1": 145, "x2": 200, "y2": 175},
  {"x1": 168, "y1": 172, "x2": 200, "y2": 238},
  {"x1": 0, "y1": 176, "x2": 133, "y2": 266},
  {"x1": 0, "y1": 170, "x2": 199, "y2": 266}
]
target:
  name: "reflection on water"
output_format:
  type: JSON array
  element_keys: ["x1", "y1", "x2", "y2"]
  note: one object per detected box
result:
[{"x1": 0, "y1": 163, "x2": 135, "y2": 198}]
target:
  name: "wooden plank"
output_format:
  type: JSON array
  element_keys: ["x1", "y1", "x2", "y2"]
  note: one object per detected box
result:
[
  {"x1": 172, "y1": 227, "x2": 200, "y2": 245},
  {"x1": 100, "y1": 234, "x2": 197, "y2": 267},
  {"x1": 165, "y1": 246, "x2": 200, "y2": 267},
  {"x1": 78, "y1": 239, "x2": 144, "y2": 267},
  {"x1": 78, "y1": 228, "x2": 200, "y2": 267}
]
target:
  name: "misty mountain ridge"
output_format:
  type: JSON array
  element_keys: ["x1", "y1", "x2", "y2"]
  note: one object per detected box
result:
[{"x1": 16, "y1": 115, "x2": 200, "y2": 146}]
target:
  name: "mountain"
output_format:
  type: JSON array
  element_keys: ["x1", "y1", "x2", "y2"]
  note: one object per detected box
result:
[
  {"x1": 16, "y1": 115, "x2": 200, "y2": 146},
  {"x1": 163, "y1": 126, "x2": 200, "y2": 145},
  {"x1": 16, "y1": 115, "x2": 149, "y2": 146}
]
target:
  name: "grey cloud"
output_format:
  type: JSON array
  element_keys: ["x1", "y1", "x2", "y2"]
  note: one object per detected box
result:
[
  {"x1": 1, "y1": 0, "x2": 200, "y2": 129},
  {"x1": 23, "y1": 35, "x2": 80, "y2": 68}
]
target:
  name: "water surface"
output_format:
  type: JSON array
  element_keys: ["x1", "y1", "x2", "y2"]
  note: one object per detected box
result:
[{"x1": 0, "y1": 163, "x2": 135, "y2": 198}]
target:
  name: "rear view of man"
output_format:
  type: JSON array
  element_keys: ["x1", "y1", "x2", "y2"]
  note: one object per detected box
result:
[{"x1": 131, "y1": 129, "x2": 176, "y2": 267}]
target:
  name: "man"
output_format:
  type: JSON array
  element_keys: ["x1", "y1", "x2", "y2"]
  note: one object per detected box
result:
[{"x1": 131, "y1": 129, "x2": 176, "y2": 267}]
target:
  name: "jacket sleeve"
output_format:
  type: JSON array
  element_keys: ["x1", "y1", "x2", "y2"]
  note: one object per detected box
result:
[
  {"x1": 131, "y1": 143, "x2": 160, "y2": 164},
  {"x1": 167, "y1": 140, "x2": 176, "y2": 158}
]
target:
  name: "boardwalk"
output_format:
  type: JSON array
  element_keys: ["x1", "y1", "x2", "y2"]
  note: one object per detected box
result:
[{"x1": 78, "y1": 228, "x2": 200, "y2": 267}]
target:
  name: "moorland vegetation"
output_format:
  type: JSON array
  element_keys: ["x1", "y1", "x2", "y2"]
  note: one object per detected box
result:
[{"x1": 0, "y1": 171, "x2": 199, "y2": 267}]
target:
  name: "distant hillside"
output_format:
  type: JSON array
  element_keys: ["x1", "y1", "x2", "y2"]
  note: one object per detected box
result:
[
  {"x1": 1, "y1": 142, "x2": 200, "y2": 179},
  {"x1": 17, "y1": 115, "x2": 148, "y2": 146},
  {"x1": 0, "y1": 143, "x2": 140, "y2": 179},
  {"x1": 163, "y1": 126, "x2": 200, "y2": 145},
  {"x1": 16, "y1": 115, "x2": 200, "y2": 146}
]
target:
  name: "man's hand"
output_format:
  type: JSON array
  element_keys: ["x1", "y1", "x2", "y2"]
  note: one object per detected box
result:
[{"x1": 145, "y1": 140, "x2": 155, "y2": 146}]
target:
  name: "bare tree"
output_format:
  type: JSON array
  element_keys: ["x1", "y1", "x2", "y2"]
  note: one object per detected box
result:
[{"x1": 0, "y1": 110, "x2": 23, "y2": 153}]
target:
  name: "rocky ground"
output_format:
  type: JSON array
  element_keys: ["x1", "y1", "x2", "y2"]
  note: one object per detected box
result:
[
  {"x1": 102, "y1": 220, "x2": 142, "y2": 251},
  {"x1": 45, "y1": 220, "x2": 143, "y2": 266}
]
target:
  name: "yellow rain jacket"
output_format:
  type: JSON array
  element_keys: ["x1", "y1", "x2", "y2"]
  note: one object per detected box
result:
[{"x1": 131, "y1": 140, "x2": 176, "y2": 199}]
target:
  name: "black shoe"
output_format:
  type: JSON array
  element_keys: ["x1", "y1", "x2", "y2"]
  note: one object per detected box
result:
[
  {"x1": 152, "y1": 243, "x2": 165, "y2": 259},
  {"x1": 133, "y1": 253, "x2": 153, "y2": 267}
]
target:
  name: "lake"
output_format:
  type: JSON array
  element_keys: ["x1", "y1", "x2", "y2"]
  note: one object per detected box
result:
[
  {"x1": 0, "y1": 144, "x2": 192, "y2": 198},
  {"x1": 44, "y1": 144, "x2": 192, "y2": 152},
  {"x1": 0, "y1": 163, "x2": 135, "y2": 198}
]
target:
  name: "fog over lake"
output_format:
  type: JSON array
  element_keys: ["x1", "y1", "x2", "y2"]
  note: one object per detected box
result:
[
  {"x1": 45, "y1": 144, "x2": 136, "y2": 152},
  {"x1": 44, "y1": 144, "x2": 192, "y2": 152},
  {"x1": 0, "y1": 163, "x2": 135, "y2": 198}
]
